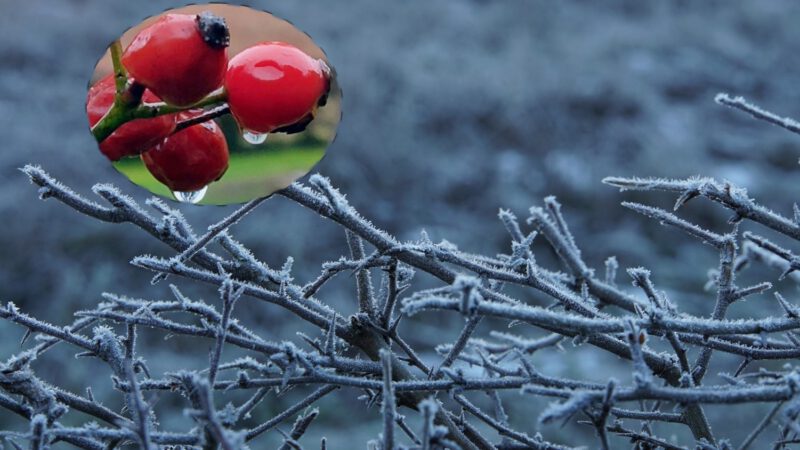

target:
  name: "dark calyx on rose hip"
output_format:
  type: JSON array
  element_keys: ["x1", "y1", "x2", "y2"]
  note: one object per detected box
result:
[
  {"x1": 122, "y1": 11, "x2": 230, "y2": 107},
  {"x1": 196, "y1": 11, "x2": 230, "y2": 49}
]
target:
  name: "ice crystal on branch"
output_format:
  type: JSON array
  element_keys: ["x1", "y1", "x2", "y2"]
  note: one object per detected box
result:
[{"x1": 6, "y1": 95, "x2": 800, "y2": 448}]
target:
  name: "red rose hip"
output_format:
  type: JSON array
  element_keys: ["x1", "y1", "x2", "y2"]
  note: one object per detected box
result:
[
  {"x1": 122, "y1": 12, "x2": 229, "y2": 107},
  {"x1": 141, "y1": 111, "x2": 229, "y2": 193},
  {"x1": 86, "y1": 74, "x2": 176, "y2": 161},
  {"x1": 224, "y1": 41, "x2": 331, "y2": 134}
]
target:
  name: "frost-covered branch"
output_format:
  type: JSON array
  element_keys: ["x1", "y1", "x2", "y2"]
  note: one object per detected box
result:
[
  {"x1": 7, "y1": 163, "x2": 800, "y2": 449},
  {"x1": 715, "y1": 93, "x2": 800, "y2": 136}
]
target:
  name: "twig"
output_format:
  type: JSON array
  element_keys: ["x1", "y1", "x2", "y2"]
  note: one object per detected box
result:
[{"x1": 715, "y1": 93, "x2": 800, "y2": 136}]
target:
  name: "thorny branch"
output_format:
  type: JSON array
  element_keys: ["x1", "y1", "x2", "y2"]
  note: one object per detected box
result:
[{"x1": 6, "y1": 94, "x2": 800, "y2": 448}]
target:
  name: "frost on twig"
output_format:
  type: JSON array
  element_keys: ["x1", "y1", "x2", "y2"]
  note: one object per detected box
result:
[
  {"x1": 715, "y1": 93, "x2": 800, "y2": 136},
  {"x1": 7, "y1": 163, "x2": 800, "y2": 449}
]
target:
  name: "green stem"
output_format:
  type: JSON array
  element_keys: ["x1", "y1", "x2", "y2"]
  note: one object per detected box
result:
[
  {"x1": 109, "y1": 40, "x2": 127, "y2": 97},
  {"x1": 91, "y1": 90, "x2": 228, "y2": 143}
]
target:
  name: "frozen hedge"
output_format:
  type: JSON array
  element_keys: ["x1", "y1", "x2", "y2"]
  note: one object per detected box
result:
[{"x1": 3, "y1": 95, "x2": 800, "y2": 448}]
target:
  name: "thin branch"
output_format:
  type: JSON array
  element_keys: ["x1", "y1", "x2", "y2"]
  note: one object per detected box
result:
[
  {"x1": 381, "y1": 349, "x2": 396, "y2": 450},
  {"x1": 245, "y1": 385, "x2": 337, "y2": 442},
  {"x1": 715, "y1": 93, "x2": 800, "y2": 136}
]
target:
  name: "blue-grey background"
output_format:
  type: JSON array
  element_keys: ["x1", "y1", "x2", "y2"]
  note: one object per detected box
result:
[{"x1": 1, "y1": 0, "x2": 799, "y2": 447}]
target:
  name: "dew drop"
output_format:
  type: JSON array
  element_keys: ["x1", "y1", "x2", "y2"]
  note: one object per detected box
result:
[
  {"x1": 242, "y1": 130, "x2": 268, "y2": 145},
  {"x1": 173, "y1": 186, "x2": 208, "y2": 204}
]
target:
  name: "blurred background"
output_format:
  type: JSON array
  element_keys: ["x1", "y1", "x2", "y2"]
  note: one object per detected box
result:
[{"x1": 1, "y1": 0, "x2": 800, "y2": 447}]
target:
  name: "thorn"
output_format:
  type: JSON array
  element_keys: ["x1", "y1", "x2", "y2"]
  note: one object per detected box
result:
[
  {"x1": 151, "y1": 272, "x2": 168, "y2": 285},
  {"x1": 19, "y1": 329, "x2": 32, "y2": 346},
  {"x1": 673, "y1": 189, "x2": 700, "y2": 211},
  {"x1": 775, "y1": 293, "x2": 800, "y2": 318},
  {"x1": 779, "y1": 266, "x2": 796, "y2": 281}
]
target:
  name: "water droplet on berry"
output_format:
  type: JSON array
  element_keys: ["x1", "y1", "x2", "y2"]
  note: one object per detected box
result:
[
  {"x1": 242, "y1": 130, "x2": 268, "y2": 145},
  {"x1": 173, "y1": 186, "x2": 208, "y2": 204}
]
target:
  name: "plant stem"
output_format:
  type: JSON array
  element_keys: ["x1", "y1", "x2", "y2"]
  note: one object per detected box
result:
[
  {"x1": 109, "y1": 39, "x2": 126, "y2": 97},
  {"x1": 174, "y1": 104, "x2": 231, "y2": 133},
  {"x1": 91, "y1": 90, "x2": 228, "y2": 143}
]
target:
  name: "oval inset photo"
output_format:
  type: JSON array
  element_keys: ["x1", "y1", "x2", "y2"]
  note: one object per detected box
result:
[{"x1": 87, "y1": 4, "x2": 340, "y2": 205}]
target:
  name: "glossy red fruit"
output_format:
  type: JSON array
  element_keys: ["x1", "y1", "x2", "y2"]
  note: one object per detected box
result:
[
  {"x1": 122, "y1": 12, "x2": 229, "y2": 107},
  {"x1": 224, "y1": 42, "x2": 331, "y2": 134},
  {"x1": 141, "y1": 111, "x2": 229, "y2": 192},
  {"x1": 86, "y1": 74, "x2": 176, "y2": 161}
]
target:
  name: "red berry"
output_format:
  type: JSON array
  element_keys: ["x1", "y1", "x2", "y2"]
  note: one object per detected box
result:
[
  {"x1": 224, "y1": 42, "x2": 331, "y2": 134},
  {"x1": 122, "y1": 12, "x2": 229, "y2": 107},
  {"x1": 86, "y1": 74, "x2": 176, "y2": 161},
  {"x1": 141, "y1": 111, "x2": 229, "y2": 192}
]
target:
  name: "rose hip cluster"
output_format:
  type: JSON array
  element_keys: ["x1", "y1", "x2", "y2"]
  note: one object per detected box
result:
[{"x1": 87, "y1": 11, "x2": 331, "y2": 194}]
